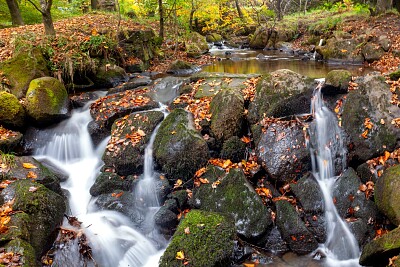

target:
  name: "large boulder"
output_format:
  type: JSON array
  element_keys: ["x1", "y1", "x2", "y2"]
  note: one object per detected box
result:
[
  {"x1": 359, "y1": 227, "x2": 400, "y2": 266},
  {"x1": 153, "y1": 108, "x2": 209, "y2": 183},
  {"x1": 248, "y1": 69, "x2": 314, "y2": 124},
  {"x1": 210, "y1": 88, "x2": 244, "y2": 143},
  {"x1": 0, "y1": 49, "x2": 49, "y2": 99},
  {"x1": 362, "y1": 42, "x2": 385, "y2": 63},
  {"x1": 190, "y1": 166, "x2": 272, "y2": 242},
  {"x1": 275, "y1": 200, "x2": 319, "y2": 255},
  {"x1": 322, "y1": 69, "x2": 352, "y2": 95},
  {"x1": 159, "y1": 209, "x2": 235, "y2": 267},
  {"x1": 185, "y1": 32, "x2": 209, "y2": 58},
  {"x1": 0, "y1": 91, "x2": 25, "y2": 129},
  {"x1": 89, "y1": 172, "x2": 135, "y2": 197},
  {"x1": 0, "y1": 179, "x2": 65, "y2": 259},
  {"x1": 102, "y1": 111, "x2": 164, "y2": 176},
  {"x1": 256, "y1": 120, "x2": 310, "y2": 183},
  {"x1": 166, "y1": 60, "x2": 200, "y2": 76},
  {"x1": 91, "y1": 64, "x2": 128, "y2": 88},
  {"x1": 316, "y1": 37, "x2": 364, "y2": 63},
  {"x1": 25, "y1": 77, "x2": 69, "y2": 126},
  {"x1": 375, "y1": 165, "x2": 400, "y2": 226},
  {"x1": 342, "y1": 73, "x2": 400, "y2": 163}
]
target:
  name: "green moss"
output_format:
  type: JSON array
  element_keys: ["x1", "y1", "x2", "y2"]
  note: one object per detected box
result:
[
  {"x1": 5, "y1": 238, "x2": 38, "y2": 267},
  {"x1": 0, "y1": 91, "x2": 25, "y2": 129},
  {"x1": 159, "y1": 210, "x2": 235, "y2": 267},
  {"x1": 325, "y1": 69, "x2": 352, "y2": 89},
  {"x1": 389, "y1": 70, "x2": 400, "y2": 81}
]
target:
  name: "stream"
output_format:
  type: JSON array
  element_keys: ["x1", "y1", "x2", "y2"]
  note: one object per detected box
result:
[{"x1": 30, "y1": 47, "x2": 367, "y2": 266}]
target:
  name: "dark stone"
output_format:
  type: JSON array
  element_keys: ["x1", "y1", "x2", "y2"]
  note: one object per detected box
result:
[
  {"x1": 220, "y1": 136, "x2": 246, "y2": 163},
  {"x1": 107, "y1": 76, "x2": 152, "y2": 95},
  {"x1": 154, "y1": 206, "x2": 178, "y2": 229},
  {"x1": 70, "y1": 91, "x2": 103, "y2": 108},
  {"x1": 90, "y1": 172, "x2": 135, "y2": 196},
  {"x1": 91, "y1": 64, "x2": 128, "y2": 88},
  {"x1": 322, "y1": 69, "x2": 352, "y2": 95},
  {"x1": 264, "y1": 226, "x2": 289, "y2": 254}
]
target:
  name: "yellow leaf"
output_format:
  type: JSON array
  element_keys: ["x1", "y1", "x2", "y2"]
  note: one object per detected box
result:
[
  {"x1": 171, "y1": 131, "x2": 177, "y2": 135},
  {"x1": 341, "y1": 49, "x2": 348, "y2": 53},
  {"x1": 174, "y1": 179, "x2": 183, "y2": 189},
  {"x1": 176, "y1": 250, "x2": 185, "y2": 260},
  {"x1": 91, "y1": 28, "x2": 98, "y2": 36},
  {"x1": 23, "y1": 163, "x2": 37, "y2": 169},
  {"x1": 222, "y1": 159, "x2": 232, "y2": 169}
]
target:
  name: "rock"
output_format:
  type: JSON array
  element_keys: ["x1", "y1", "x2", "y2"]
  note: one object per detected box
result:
[
  {"x1": 264, "y1": 226, "x2": 289, "y2": 254},
  {"x1": 149, "y1": 76, "x2": 188, "y2": 104},
  {"x1": 89, "y1": 88, "x2": 159, "y2": 143},
  {"x1": 25, "y1": 77, "x2": 69, "y2": 126},
  {"x1": 206, "y1": 33, "x2": 223, "y2": 43},
  {"x1": 153, "y1": 108, "x2": 209, "y2": 183},
  {"x1": 290, "y1": 173, "x2": 326, "y2": 242},
  {"x1": 91, "y1": 64, "x2": 128, "y2": 88},
  {"x1": 248, "y1": 69, "x2": 314, "y2": 124},
  {"x1": 70, "y1": 91, "x2": 103, "y2": 108},
  {"x1": 362, "y1": 42, "x2": 385, "y2": 63},
  {"x1": 102, "y1": 111, "x2": 164, "y2": 176},
  {"x1": 342, "y1": 73, "x2": 400, "y2": 163},
  {"x1": 107, "y1": 76, "x2": 152, "y2": 95},
  {"x1": 166, "y1": 60, "x2": 200, "y2": 75},
  {"x1": 257, "y1": 121, "x2": 310, "y2": 183},
  {"x1": 0, "y1": 91, "x2": 25, "y2": 129},
  {"x1": 159, "y1": 209, "x2": 235, "y2": 267},
  {"x1": 4, "y1": 238, "x2": 38, "y2": 267},
  {"x1": 210, "y1": 88, "x2": 244, "y2": 143},
  {"x1": 0, "y1": 127, "x2": 23, "y2": 152},
  {"x1": 359, "y1": 227, "x2": 400, "y2": 266},
  {"x1": 375, "y1": 165, "x2": 400, "y2": 226},
  {"x1": 191, "y1": 166, "x2": 272, "y2": 242},
  {"x1": 275, "y1": 200, "x2": 319, "y2": 255},
  {"x1": 378, "y1": 35, "x2": 391, "y2": 52},
  {"x1": 0, "y1": 180, "x2": 65, "y2": 258},
  {"x1": 316, "y1": 37, "x2": 364, "y2": 63},
  {"x1": 185, "y1": 32, "x2": 209, "y2": 58},
  {"x1": 220, "y1": 136, "x2": 246, "y2": 163},
  {"x1": 154, "y1": 206, "x2": 178, "y2": 229},
  {"x1": 389, "y1": 69, "x2": 400, "y2": 81},
  {"x1": 0, "y1": 212, "x2": 30, "y2": 243},
  {"x1": 322, "y1": 69, "x2": 352, "y2": 95},
  {"x1": 356, "y1": 162, "x2": 377, "y2": 184},
  {"x1": 90, "y1": 172, "x2": 135, "y2": 196},
  {"x1": 0, "y1": 49, "x2": 49, "y2": 99}
]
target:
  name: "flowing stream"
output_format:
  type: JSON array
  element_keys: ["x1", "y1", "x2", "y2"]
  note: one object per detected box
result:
[
  {"x1": 34, "y1": 98, "x2": 165, "y2": 266},
  {"x1": 308, "y1": 80, "x2": 360, "y2": 267}
]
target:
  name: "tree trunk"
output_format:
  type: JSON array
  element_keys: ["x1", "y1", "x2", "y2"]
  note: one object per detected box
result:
[
  {"x1": 376, "y1": 0, "x2": 393, "y2": 14},
  {"x1": 40, "y1": 0, "x2": 56, "y2": 35},
  {"x1": 234, "y1": 0, "x2": 245, "y2": 21},
  {"x1": 189, "y1": 0, "x2": 196, "y2": 30},
  {"x1": 6, "y1": 0, "x2": 24, "y2": 26},
  {"x1": 91, "y1": 0, "x2": 98, "y2": 10},
  {"x1": 158, "y1": 0, "x2": 164, "y2": 40},
  {"x1": 276, "y1": 0, "x2": 282, "y2": 20}
]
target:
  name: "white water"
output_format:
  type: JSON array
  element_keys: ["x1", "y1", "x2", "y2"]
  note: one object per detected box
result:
[
  {"x1": 313, "y1": 39, "x2": 324, "y2": 60},
  {"x1": 309, "y1": 81, "x2": 360, "y2": 266},
  {"x1": 34, "y1": 100, "x2": 164, "y2": 267}
]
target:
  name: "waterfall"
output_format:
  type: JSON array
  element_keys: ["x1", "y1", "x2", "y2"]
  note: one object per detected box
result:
[
  {"x1": 313, "y1": 39, "x2": 323, "y2": 60},
  {"x1": 34, "y1": 98, "x2": 163, "y2": 267},
  {"x1": 308, "y1": 80, "x2": 360, "y2": 266}
]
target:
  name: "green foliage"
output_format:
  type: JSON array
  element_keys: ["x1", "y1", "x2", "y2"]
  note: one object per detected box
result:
[{"x1": 0, "y1": 151, "x2": 16, "y2": 169}]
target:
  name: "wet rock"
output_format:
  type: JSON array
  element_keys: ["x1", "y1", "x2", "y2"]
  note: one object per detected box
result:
[
  {"x1": 359, "y1": 226, "x2": 400, "y2": 266},
  {"x1": 102, "y1": 111, "x2": 164, "y2": 176},
  {"x1": 0, "y1": 212, "x2": 30, "y2": 243},
  {"x1": 153, "y1": 108, "x2": 209, "y2": 183},
  {"x1": 220, "y1": 136, "x2": 246, "y2": 163},
  {"x1": 248, "y1": 69, "x2": 314, "y2": 124},
  {"x1": 107, "y1": 76, "x2": 152, "y2": 95},
  {"x1": 375, "y1": 165, "x2": 400, "y2": 226},
  {"x1": 166, "y1": 60, "x2": 200, "y2": 76},
  {"x1": 90, "y1": 172, "x2": 135, "y2": 196},
  {"x1": 206, "y1": 33, "x2": 223, "y2": 43},
  {"x1": 4, "y1": 238, "x2": 38, "y2": 267},
  {"x1": 154, "y1": 206, "x2": 178, "y2": 229},
  {"x1": 185, "y1": 32, "x2": 209, "y2": 58},
  {"x1": 0, "y1": 91, "x2": 25, "y2": 129},
  {"x1": 0, "y1": 180, "x2": 65, "y2": 258},
  {"x1": 256, "y1": 121, "x2": 310, "y2": 183},
  {"x1": 264, "y1": 226, "x2": 289, "y2": 254},
  {"x1": 25, "y1": 77, "x2": 69, "y2": 126},
  {"x1": 322, "y1": 69, "x2": 352, "y2": 95},
  {"x1": 91, "y1": 64, "x2": 128, "y2": 88},
  {"x1": 149, "y1": 76, "x2": 188, "y2": 104},
  {"x1": 70, "y1": 91, "x2": 103, "y2": 108},
  {"x1": 131, "y1": 174, "x2": 171, "y2": 206},
  {"x1": 0, "y1": 49, "x2": 49, "y2": 99},
  {"x1": 342, "y1": 73, "x2": 400, "y2": 163},
  {"x1": 356, "y1": 162, "x2": 377, "y2": 184},
  {"x1": 0, "y1": 128, "x2": 23, "y2": 152},
  {"x1": 275, "y1": 200, "x2": 319, "y2": 255},
  {"x1": 210, "y1": 88, "x2": 244, "y2": 143},
  {"x1": 168, "y1": 189, "x2": 189, "y2": 210},
  {"x1": 159, "y1": 209, "x2": 235, "y2": 267},
  {"x1": 362, "y1": 42, "x2": 385, "y2": 63},
  {"x1": 190, "y1": 166, "x2": 272, "y2": 242}
]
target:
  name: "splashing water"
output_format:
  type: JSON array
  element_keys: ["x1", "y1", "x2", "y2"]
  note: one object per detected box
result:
[{"x1": 308, "y1": 80, "x2": 360, "y2": 266}]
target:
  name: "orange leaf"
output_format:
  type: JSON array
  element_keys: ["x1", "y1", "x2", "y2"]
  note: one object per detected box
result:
[
  {"x1": 111, "y1": 192, "x2": 124, "y2": 198},
  {"x1": 199, "y1": 178, "x2": 209, "y2": 184},
  {"x1": 222, "y1": 159, "x2": 232, "y2": 169},
  {"x1": 194, "y1": 167, "x2": 206, "y2": 178},
  {"x1": 361, "y1": 129, "x2": 369, "y2": 139},
  {"x1": 27, "y1": 171, "x2": 37, "y2": 179},
  {"x1": 241, "y1": 136, "x2": 251, "y2": 144}
]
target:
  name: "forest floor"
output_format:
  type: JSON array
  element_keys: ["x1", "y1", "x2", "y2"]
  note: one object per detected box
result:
[{"x1": 0, "y1": 12, "x2": 400, "y2": 74}]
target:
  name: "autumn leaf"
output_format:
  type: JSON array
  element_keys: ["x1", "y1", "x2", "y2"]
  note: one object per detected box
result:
[
  {"x1": 198, "y1": 178, "x2": 209, "y2": 184},
  {"x1": 184, "y1": 227, "x2": 190, "y2": 234},
  {"x1": 23, "y1": 163, "x2": 37, "y2": 169},
  {"x1": 137, "y1": 128, "x2": 146, "y2": 137},
  {"x1": 174, "y1": 179, "x2": 183, "y2": 189},
  {"x1": 222, "y1": 159, "x2": 232, "y2": 169},
  {"x1": 194, "y1": 167, "x2": 206, "y2": 178},
  {"x1": 241, "y1": 136, "x2": 251, "y2": 144},
  {"x1": 176, "y1": 251, "x2": 185, "y2": 260},
  {"x1": 361, "y1": 129, "x2": 369, "y2": 139},
  {"x1": 28, "y1": 186, "x2": 38, "y2": 192},
  {"x1": 27, "y1": 171, "x2": 37, "y2": 179},
  {"x1": 111, "y1": 192, "x2": 124, "y2": 198},
  {"x1": 171, "y1": 130, "x2": 177, "y2": 135}
]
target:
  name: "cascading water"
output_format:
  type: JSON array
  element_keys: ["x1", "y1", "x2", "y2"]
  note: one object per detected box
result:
[
  {"x1": 308, "y1": 80, "x2": 360, "y2": 266},
  {"x1": 34, "y1": 97, "x2": 164, "y2": 267}
]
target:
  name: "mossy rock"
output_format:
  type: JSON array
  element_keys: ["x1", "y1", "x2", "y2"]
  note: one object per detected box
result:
[
  {"x1": 362, "y1": 42, "x2": 385, "y2": 63},
  {"x1": 191, "y1": 167, "x2": 272, "y2": 241},
  {"x1": 90, "y1": 172, "x2": 135, "y2": 196},
  {"x1": 389, "y1": 69, "x2": 400, "y2": 81},
  {"x1": 0, "y1": 128, "x2": 23, "y2": 152},
  {"x1": 185, "y1": 32, "x2": 208, "y2": 58},
  {"x1": 248, "y1": 69, "x2": 314, "y2": 124},
  {"x1": 102, "y1": 111, "x2": 164, "y2": 176},
  {"x1": 359, "y1": 226, "x2": 400, "y2": 266},
  {"x1": 275, "y1": 200, "x2": 319, "y2": 255},
  {"x1": 0, "y1": 212, "x2": 30, "y2": 243},
  {"x1": 206, "y1": 33, "x2": 223, "y2": 43},
  {"x1": 322, "y1": 69, "x2": 352, "y2": 94},
  {"x1": 375, "y1": 165, "x2": 400, "y2": 226},
  {"x1": 91, "y1": 64, "x2": 128, "y2": 88},
  {"x1": 316, "y1": 38, "x2": 364, "y2": 63},
  {"x1": 0, "y1": 91, "x2": 25, "y2": 129},
  {"x1": 153, "y1": 108, "x2": 209, "y2": 183},
  {"x1": 0, "y1": 179, "x2": 65, "y2": 258},
  {"x1": 4, "y1": 238, "x2": 38, "y2": 267},
  {"x1": 342, "y1": 74, "x2": 399, "y2": 163},
  {"x1": 210, "y1": 88, "x2": 244, "y2": 143},
  {"x1": 0, "y1": 49, "x2": 49, "y2": 99},
  {"x1": 159, "y1": 209, "x2": 235, "y2": 267},
  {"x1": 25, "y1": 77, "x2": 69, "y2": 126},
  {"x1": 220, "y1": 136, "x2": 246, "y2": 163}
]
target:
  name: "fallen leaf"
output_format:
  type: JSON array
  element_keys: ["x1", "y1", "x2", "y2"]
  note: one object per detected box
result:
[
  {"x1": 111, "y1": 192, "x2": 124, "y2": 198},
  {"x1": 137, "y1": 128, "x2": 146, "y2": 137},
  {"x1": 176, "y1": 251, "x2": 185, "y2": 260},
  {"x1": 23, "y1": 163, "x2": 37, "y2": 169},
  {"x1": 28, "y1": 186, "x2": 37, "y2": 192},
  {"x1": 184, "y1": 227, "x2": 190, "y2": 234},
  {"x1": 171, "y1": 131, "x2": 177, "y2": 135},
  {"x1": 27, "y1": 171, "x2": 37, "y2": 179},
  {"x1": 174, "y1": 179, "x2": 183, "y2": 189}
]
